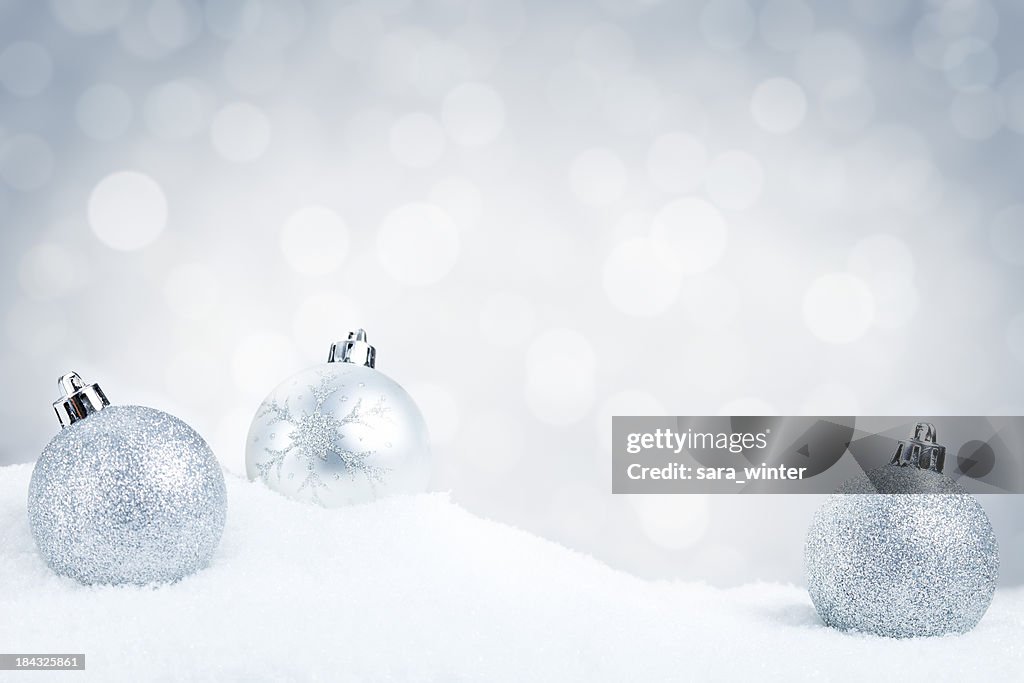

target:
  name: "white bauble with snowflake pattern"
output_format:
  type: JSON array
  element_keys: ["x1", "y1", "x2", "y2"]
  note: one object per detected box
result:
[{"x1": 245, "y1": 330, "x2": 430, "y2": 506}]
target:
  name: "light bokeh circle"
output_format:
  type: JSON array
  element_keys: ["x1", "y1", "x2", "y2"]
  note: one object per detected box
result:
[{"x1": 87, "y1": 171, "x2": 168, "y2": 251}]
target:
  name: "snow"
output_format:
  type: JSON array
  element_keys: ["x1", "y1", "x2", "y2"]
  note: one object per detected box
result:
[{"x1": 1, "y1": 463, "x2": 1022, "y2": 681}]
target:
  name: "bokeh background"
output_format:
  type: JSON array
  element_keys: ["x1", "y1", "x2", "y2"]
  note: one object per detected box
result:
[{"x1": 2, "y1": 0, "x2": 1024, "y2": 586}]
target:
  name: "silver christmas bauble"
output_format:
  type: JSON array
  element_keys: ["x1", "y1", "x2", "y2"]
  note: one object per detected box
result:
[
  {"x1": 28, "y1": 373, "x2": 227, "y2": 585},
  {"x1": 805, "y1": 423, "x2": 999, "y2": 638},
  {"x1": 245, "y1": 330, "x2": 430, "y2": 506}
]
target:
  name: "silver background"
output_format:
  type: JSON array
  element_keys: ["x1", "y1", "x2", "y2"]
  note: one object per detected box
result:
[{"x1": 1, "y1": 0, "x2": 1023, "y2": 586}]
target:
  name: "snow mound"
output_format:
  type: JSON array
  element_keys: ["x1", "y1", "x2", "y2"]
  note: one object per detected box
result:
[{"x1": 1, "y1": 464, "x2": 1021, "y2": 681}]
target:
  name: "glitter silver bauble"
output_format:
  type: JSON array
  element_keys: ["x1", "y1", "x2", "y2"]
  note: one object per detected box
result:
[
  {"x1": 28, "y1": 372, "x2": 227, "y2": 585},
  {"x1": 245, "y1": 330, "x2": 430, "y2": 506},
  {"x1": 805, "y1": 423, "x2": 999, "y2": 638}
]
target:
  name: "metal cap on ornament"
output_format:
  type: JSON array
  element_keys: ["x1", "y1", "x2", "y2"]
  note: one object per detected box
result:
[
  {"x1": 889, "y1": 422, "x2": 946, "y2": 474},
  {"x1": 328, "y1": 329, "x2": 376, "y2": 368},
  {"x1": 52, "y1": 371, "x2": 110, "y2": 429}
]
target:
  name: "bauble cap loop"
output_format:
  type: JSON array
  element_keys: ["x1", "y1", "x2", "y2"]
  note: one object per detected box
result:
[
  {"x1": 53, "y1": 371, "x2": 109, "y2": 429},
  {"x1": 328, "y1": 329, "x2": 376, "y2": 368},
  {"x1": 889, "y1": 421, "x2": 946, "y2": 473}
]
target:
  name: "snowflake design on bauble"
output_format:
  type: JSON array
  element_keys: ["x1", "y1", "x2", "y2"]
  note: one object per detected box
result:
[{"x1": 255, "y1": 374, "x2": 393, "y2": 503}]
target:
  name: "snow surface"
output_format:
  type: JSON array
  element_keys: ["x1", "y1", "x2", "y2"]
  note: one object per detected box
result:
[{"x1": 1, "y1": 463, "x2": 1022, "y2": 682}]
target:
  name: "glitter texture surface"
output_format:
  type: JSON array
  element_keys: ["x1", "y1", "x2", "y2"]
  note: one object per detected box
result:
[
  {"x1": 805, "y1": 466, "x2": 999, "y2": 638},
  {"x1": 245, "y1": 363, "x2": 430, "y2": 507},
  {"x1": 27, "y1": 405, "x2": 227, "y2": 585}
]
